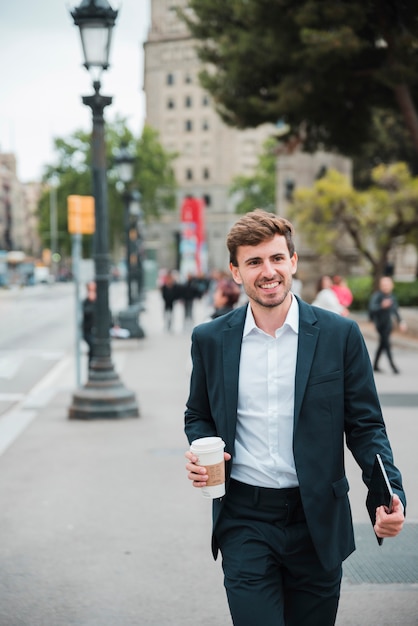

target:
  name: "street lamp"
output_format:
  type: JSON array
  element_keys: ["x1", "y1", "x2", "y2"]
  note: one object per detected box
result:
[
  {"x1": 114, "y1": 143, "x2": 135, "y2": 305},
  {"x1": 129, "y1": 190, "x2": 146, "y2": 307},
  {"x1": 68, "y1": 0, "x2": 139, "y2": 419},
  {"x1": 114, "y1": 144, "x2": 145, "y2": 337}
]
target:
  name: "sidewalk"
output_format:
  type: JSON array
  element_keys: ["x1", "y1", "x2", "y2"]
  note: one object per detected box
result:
[{"x1": 0, "y1": 290, "x2": 416, "y2": 625}]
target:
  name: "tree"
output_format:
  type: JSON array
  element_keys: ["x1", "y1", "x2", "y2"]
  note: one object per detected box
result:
[
  {"x1": 37, "y1": 120, "x2": 177, "y2": 258},
  {"x1": 179, "y1": 1, "x2": 418, "y2": 158},
  {"x1": 288, "y1": 164, "x2": 418, "y2": 285},
  {"x1": 229, "y1": 137, "x2": 276, "y2": 213}
]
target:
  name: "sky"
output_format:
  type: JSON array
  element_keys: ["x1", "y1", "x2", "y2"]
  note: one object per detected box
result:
[{"x1": 0, "y1": 0, "x2": 151, "y2": 182}]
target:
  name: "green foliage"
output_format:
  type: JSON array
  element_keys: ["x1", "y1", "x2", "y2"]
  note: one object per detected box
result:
[
  {"x1": 228, "y1": 137, "x2": 276, "y2": 213},
  {"x1": 179, "y1": 1, "x2": 418, "y2": 159},
  {"x1": 353, "y1": 108, "x2": 417, "y2": 188},
  {"x1": 37, "y1": 119, "x2": 177, "y2": 258},
  {"x1": 346, "y1": 276, "x2": 373, "y2": 311},
  {"x1": 289, "y1": 163, "x2": 418, "y2": 283}
]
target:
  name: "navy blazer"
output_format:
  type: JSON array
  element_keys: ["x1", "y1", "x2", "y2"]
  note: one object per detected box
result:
[{"x1": 185, "y1": 297, "x2": 406, "y2": 571}]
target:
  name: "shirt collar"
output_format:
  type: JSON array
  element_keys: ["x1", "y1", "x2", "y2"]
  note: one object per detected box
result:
[{"x1": 243, "y1": 294, "x2": 299, "y2": 337}]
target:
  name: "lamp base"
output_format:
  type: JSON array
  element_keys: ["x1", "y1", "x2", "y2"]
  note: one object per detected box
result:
[{"x1": 69, "y1": 359, "x2": 139, "y2": 420}]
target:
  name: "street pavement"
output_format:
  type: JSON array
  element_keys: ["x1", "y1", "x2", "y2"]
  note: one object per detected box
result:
[{"x1": 0, "y1": 286, "x2": 417, "y2": 625}]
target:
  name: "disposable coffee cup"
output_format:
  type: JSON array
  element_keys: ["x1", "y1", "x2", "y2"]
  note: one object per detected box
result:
[{"x1": 190, "y1": 437, "x2": 226, "y2": 499}]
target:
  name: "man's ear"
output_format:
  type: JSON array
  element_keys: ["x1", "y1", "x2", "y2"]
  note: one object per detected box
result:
[
  {"x1": 291, "y1": 252, "x2": 298, "y2": 275},
  {"x1": 230, "y1": 262, "x2": 242, "y2": 285}
]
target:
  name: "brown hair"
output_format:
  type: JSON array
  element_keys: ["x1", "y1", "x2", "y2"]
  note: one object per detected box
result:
[{"x1": 226, "y1": 209, "x2": 295, "y2": 266}]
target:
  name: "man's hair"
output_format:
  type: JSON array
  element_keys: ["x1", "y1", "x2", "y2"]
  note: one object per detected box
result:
[{"x1": 226, "y1": 209, "x2": 295, "y2": 266}]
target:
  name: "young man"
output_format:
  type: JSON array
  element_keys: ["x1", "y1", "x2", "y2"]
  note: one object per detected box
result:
[{"x1": 184, "y1": 210, "x2": 405, "y2": 626}]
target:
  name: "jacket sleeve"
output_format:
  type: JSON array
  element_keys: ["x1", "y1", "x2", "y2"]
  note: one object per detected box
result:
[{"x1": 184, "y1": 327, "x2": 218, "y2": 445}]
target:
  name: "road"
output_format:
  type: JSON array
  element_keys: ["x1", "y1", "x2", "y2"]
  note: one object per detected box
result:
[{"x1": 0, "y1": 281, "x2": 132, "y2": 418}]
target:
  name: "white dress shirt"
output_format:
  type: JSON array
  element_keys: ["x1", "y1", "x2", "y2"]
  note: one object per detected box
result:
[{"x1": 230, "y1": 295, "x2": 299, "y2": 488}]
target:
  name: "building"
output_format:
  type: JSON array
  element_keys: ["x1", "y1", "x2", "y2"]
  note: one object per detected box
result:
[
  {"x1": 0, "y1": 152, "x2": 42, "y2": 256},
  {"x1": 143, "y1": 0, "x2": 276, "y2": 273}
]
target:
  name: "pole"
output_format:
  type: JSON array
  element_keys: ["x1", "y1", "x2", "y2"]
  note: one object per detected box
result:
[
  {"x1": 68, "y1": 81, "x2": 139, "y2": 419},
  {"x1": 124, "y1": 190, "x2": 133, "y2": 305},
  {"x1": 50, "y1": 183, "x2": 58, "y2": 279},
  {"x1": 72, "y1": 233, "x2": 82, "y2": 388}
]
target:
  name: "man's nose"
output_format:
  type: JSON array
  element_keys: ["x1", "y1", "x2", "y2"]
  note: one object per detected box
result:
[{"x1": 261, "y1": 260, "x2": 275, "y2": 277}]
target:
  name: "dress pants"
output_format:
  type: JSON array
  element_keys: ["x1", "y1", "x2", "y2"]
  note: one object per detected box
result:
[{"x1": 216, "y1": 479, "x2": 342, "y2": 626}]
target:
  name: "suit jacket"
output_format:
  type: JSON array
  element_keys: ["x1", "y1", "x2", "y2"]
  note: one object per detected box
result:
[{"x1": 185, "y1": 297, "x2": 406, "y2": 571}]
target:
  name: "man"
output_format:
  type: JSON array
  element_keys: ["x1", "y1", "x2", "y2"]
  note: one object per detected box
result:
[
  {"x1": 184, "y1": 210, "x2": 405, "y2": 626},
  {"x1": 369, "y1": 276, "x2": 407, "y2": 374}
]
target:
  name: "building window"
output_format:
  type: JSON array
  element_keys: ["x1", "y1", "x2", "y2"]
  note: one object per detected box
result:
[
  {"x1": 166, "y1": 73, "x2": 174, "y2": 85},
  {"x1": 202, "y1": 95, "x2": 210, "y2": 106},
  {"x1": 203, "y1": 167, "x2": 210, "y2": 180},
  {"x1": 186, "y1": 168, "x2": 193, "y2": 180},
  {"x1": 185, "y1": 73, "x2": 192, "y2": 84},
  {"x1": 202, "y1": 119, "x2": 209, "y2": 131},
  {"x1": 185, "y1": 119, "x2": 193, "y2": 132},
  {"x1": 167, "y1": 98, "x2": 175, "y2": 109},
  {"x1": 185, "y1": 95, "x2": 192, "y2": 108},
  {"x1": 203, "y1": 194, "x2": 211, "y2": 207}
]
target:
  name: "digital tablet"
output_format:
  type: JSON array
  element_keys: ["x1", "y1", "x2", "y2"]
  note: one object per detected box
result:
[{"x1": 366, "y1": 453, "x2": 394, "y2": 545}]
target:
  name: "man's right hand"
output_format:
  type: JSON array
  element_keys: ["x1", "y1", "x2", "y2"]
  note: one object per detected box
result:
[{"x1": 185, "y1": 450, "x2": 231, "y2": 488}]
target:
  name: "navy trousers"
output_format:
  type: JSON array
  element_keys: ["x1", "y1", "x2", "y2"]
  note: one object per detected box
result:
[{"x1": 216, "y1": 479, "x2": 342, "y2": 626}]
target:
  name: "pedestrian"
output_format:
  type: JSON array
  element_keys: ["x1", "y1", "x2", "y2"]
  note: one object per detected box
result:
[
  {"x1": 369, "y1": 276, "x2": 407, "y2": 374},
  {"x1": 179, "y1": 273, "x2": 202, "y2": 330},
  {"x1": 331, "y1": 275, "x2": 353, "y2": 308},
  {"x1": 160, "y1": 270, "x2": 178, "y2": 332},
  {"x1": 312, "y1": 275, "x2": 348, "y2": 316},
  {"x1": 82, "y1": 281, "x2": 96, "y2": 366},
  {"x1": 210, "y1": 277, "x2": 242, "y2": 319},
  {"x1": 184, "y1": 209, "x2": 405, "y2": 626}
]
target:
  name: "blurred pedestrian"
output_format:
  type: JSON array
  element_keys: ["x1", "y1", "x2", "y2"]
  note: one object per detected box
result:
[
  {"x1": 160, "y1": 270, "x2": 178, "y2": 332},
  {"x1": 82, "y1": 281, "x2": 96, "y2": 365},
  {"x1": 179, "y1": 273, "x2": 202, "y2": 330},
  {"x1": 332, "y1": 275, "x2": 353, "y2": 308},
  {"x1": 369, "y1": 276, "x2": 407, "y2": 374},
  {"x1": 210, "y1": 278, "x2": 241, "y2": 319},
  {"x1": 312, "y1": 275, "x2": 348, "y2": 316}
]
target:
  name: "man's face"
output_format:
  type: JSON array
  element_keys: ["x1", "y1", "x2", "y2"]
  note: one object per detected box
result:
[
  {"x1": 230, "y1": 234, "x2": 297, "y2": 309},
  {"x1": 380, "y1": 277, "x2": 393, "y2": 294}
]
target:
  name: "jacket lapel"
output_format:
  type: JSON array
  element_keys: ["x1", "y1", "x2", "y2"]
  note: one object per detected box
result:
[
  {"x1": 222, "y1": 307, "x2": 246, "y2": 447},
  {"x1": 294, "y1": 299, "x2": 319, "y2": 425}
]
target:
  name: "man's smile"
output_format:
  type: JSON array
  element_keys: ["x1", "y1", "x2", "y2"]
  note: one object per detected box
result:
[{"x1": 259, "y1": 281, "x2": 280, "y2": 290}]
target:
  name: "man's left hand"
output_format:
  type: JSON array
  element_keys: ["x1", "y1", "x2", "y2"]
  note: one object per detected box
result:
[{"x1": 374, "y1": 494, "x2": 405, "y2": 539}]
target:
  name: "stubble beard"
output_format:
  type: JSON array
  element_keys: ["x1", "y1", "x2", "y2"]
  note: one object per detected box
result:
[{"x1": 248, "y1": 283, "x2": 291, "y2": 309}]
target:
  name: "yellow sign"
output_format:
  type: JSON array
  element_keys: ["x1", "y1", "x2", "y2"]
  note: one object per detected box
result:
[{"x1": 67, "y1": 195, "x2": 95, "y2": 234}]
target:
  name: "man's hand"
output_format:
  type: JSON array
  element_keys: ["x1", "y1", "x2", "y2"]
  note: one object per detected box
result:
[
  {"x1": 374, "y1": 494, "x2": 405, "y2": 539},
  {"x1": 185, "y1": 450, "x2": 231, "y2": 488}
]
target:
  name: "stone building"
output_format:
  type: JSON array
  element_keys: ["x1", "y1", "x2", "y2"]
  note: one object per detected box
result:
[
  {"x1": 0, "y1": 152, "x2": 42, "y2": 256},
  {"x1": 143, "y1": 0, "x2": 276, "y2": 273}
]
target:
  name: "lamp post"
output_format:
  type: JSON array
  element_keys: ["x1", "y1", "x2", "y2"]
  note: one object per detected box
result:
[
  {"x1": 114, "y1": 143, "x2": 135, "y2": 306},
  {"x1": 114, "y1": 145, "x2": 145, "y2": 337},
  {"x1": 68, "y1": 0, "x2": 139, "y2": 419}
]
